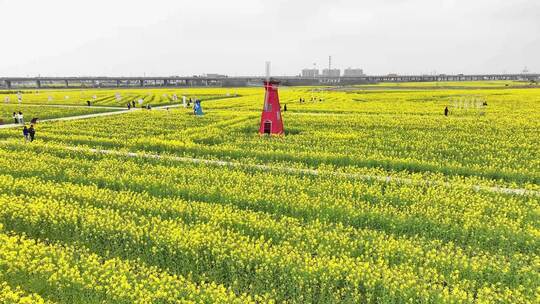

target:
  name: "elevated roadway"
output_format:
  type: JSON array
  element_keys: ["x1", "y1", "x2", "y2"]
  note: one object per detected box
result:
[{"x1": 1, "y1": 74, "x2": 538, "y2": 89}]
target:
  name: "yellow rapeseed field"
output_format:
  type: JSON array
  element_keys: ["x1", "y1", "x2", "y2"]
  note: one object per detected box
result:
[{"x1": 0, "y1": 81, "x2": 538, "y2": 303}]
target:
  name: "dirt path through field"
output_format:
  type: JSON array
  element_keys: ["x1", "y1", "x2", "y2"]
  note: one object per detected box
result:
[
  {"x1": 0, "y1": 103, "x2": 183, "y2": 129},
  {"x1": 0, "y1": 104, "x2": 537, "y2": 197},
  {"x1": 4, "y1": 103, "x2": 124, "y2": 110}
]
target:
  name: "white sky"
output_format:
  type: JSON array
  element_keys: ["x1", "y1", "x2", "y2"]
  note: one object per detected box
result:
[{"x1": 0, "y1": 0, "x2": 539, "y2": 76}]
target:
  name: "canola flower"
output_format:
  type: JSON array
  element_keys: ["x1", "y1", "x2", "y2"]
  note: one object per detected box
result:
[
  {"x1": 0, "y1": 83, "x2": 538, "y2": 303},
  {"x1": 0, "y1": 281, "x2": 55, "y2": 304},
  {"x1": 0, "y1": 87, "x2": 256, "y2": 107},
  {"x1": 0, "y1": 226, "x2": 256, "y2": 303},
  {"x1": 2, "y1": 85, "x2": 536, "y2": 185},
  {"x1": 0, "y1": 145, "x2": 537, "y2": 302},
  {"x1": 0, "y1": 104, "x2": 121, "y2": 123}
]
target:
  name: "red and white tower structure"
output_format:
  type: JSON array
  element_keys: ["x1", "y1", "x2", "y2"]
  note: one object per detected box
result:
[{"x1": 259, "y1": 62, "x2": 284, "y2": 135}]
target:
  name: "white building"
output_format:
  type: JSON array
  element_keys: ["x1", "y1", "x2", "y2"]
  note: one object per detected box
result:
[
  {"x1": 301, "y1": 69, "x2": 319, "y2": 77},
  {"x1": 322, "y1": 69, "x2": 341, "y2": 77},
  {"x1": 343, "y1": 68, "x2": 364, "y2": 77}
]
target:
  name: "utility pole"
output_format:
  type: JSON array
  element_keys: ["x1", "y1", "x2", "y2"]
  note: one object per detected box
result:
[{"x1": 265, "y1": 61, "x2": 271, "y2": 81}]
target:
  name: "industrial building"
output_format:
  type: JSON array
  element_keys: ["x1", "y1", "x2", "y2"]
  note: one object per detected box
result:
[
  {"x1": 322, "y1": 69, "x2": 341, "y2": 77},
  {"x1": 301, "y1": 69, "x2": 319, "y2": 78},
  {"x1": 343, "y1": 68, "x2": 364, "y2": 77}
]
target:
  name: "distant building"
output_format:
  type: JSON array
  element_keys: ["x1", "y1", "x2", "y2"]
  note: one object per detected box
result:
[
  {"x1": 343, "y1": 68, "x2": 364, "y2": 77},
  {"x1": 301, "y1": 69, "x2": 319, "y2": 78},
  {"x1": 322, "y1": 69, "x2": 341, "y2": 77}
]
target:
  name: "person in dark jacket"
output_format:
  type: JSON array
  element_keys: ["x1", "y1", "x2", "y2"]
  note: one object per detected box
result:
[
  {"x1": 28, "y1": 125, "x2": 36, "y2": 142},
  {"x1": 284, "y1": 104, "x2": 287, "y2": 111},
  {"x1": 87, "y1": 100, "x2": 91, "y2": 106},
  {"x1": 13, "y1": 112, "x2": 18, "y2": 124},
  {"x1": 127, "y1": 102, "x2": 131, "y2": 110},
  {"x1": 444, "y1": 106, "x2": 449, "y2": 116},
  {"x1": 23, "y1": 126, "x2": 29, "y2": 141},
  {"x1": 132, "y1": 100, "x2": 136, "y2": 108}
]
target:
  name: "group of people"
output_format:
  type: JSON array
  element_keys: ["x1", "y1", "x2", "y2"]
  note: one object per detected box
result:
[
  {"x1": 12, "y1": 111, "x2": 36, "y2": 142},
  {"x1": 12, "y1": 111, "x2": 24, "y2": 124},
  {"x1": 299, "y1": 97, "x2": 323, "y2": 103},
  {"x1": 22, "y1": 125, "x2": 36, "y2": 142},
  {"x1": 127, "y1": 100, "x2": 137, "y2": 109},
  {"x1": 127, "y1": 100, "x2": 152, "y2": 110}
]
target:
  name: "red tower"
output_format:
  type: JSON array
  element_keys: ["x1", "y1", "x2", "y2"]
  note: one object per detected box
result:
[{"x1": 259, "y1": 80, "x2": 284, "y2": 135}]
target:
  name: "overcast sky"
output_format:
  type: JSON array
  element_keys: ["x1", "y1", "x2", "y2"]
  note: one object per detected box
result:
[{"x1": 0, "y1": 0, "x2": 538, "y2": 77}]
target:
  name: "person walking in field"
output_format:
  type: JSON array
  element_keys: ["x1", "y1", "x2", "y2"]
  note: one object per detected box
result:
[
  {"x1": 127, "y1": 102, "x2": 131, "y2": 110},
  {"x1": 87, "y1": 100, "x2": 91, "y2": 106},
  {"x1": 132, "y1": 100, "x2": 136, "y2": 108},
  {"x1": 444, "y1": 106, "x2": 449, "y2": 116},
  {"x1": 28, "y1": 125, "x2": 35, "y2": 142},
  {"x1": 18, "y1": 112, "x2": 24, "y2": 124},
  {"x1": 22, "y1": 126, "x2": 30, "y2": 142},
  {"x1": 284, "y1": 104, "x2": 287, "y2": 111},
  {"x1": 12, "y1": 112, "x2": 18, "y2": 124}
]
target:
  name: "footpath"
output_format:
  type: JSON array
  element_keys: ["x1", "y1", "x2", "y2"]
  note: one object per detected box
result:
[
  {"x1": 0, "y1": 102, "x2": 180, "y2": 129},
  {"x1": 0, "y1": 103, "x2": 537, "y2": 197}
]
